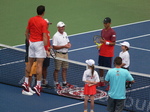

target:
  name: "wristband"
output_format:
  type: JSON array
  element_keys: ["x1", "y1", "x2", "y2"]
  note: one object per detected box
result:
[
  {"x1": 106, "y1": 42, "x2": 110, "y2": 45},
  {"x1": 44, "y1": 46, "x2": 48, "y2": 51}
]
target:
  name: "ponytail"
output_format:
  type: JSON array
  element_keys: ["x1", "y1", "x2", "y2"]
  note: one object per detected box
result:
[{"x1": 91, "y1": 65, "x2": 94, "y2": 77}]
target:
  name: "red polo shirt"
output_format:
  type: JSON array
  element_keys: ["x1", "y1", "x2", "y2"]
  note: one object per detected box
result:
[
  {"x1": 27, "y1": 16, "x2": 47, "y2": 42},
  {"x1": 99, "y1": 28, "x2": 116, "y2": 57}
]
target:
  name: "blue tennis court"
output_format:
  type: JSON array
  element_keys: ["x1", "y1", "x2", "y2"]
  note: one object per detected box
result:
[{"x1": 0, "y1": 20, "x2": 150, "y2": 112}]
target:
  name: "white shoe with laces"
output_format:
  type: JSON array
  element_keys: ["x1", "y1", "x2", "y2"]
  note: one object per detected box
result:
[
  {"x1": 22, "y1": 90, "x2": 33, "y2": 96},
  {"x1": 29, "y1": 87, "x2": 36, "y2": 94}
]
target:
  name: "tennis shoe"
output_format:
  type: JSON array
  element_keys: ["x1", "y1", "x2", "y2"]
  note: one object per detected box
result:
[
  {"x1": 29, "y1": 87, "x2": 36, "y2": 94},
  {"x1": 56, "y1": 84, "x2": 62, "y2": 90},
  {"x1": 62, "y1": 82, "x2": 74, "y2": 88},
  {"x1": 22, "y1": 82, "x2": 29, "y2": 92},
  {"x1": 34, "y1": 85, "x2": 42, "y2": 96},
  {"x1": 22, "y1": 90, "x2": 33, "y2": 96}
]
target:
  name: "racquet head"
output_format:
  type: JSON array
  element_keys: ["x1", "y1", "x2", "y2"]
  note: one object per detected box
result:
[
  {"x1": 93, "y1": 35, "x2": 101, "y2": 44},
  {"x1": 93, "y1": 35, "x2": 103, "y2": 48}
]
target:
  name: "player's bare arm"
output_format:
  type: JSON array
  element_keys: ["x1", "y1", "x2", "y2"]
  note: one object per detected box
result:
[
  {"x1": 43, "y1": 33, "x2": 48, "y2": 46},
  {"x1": 53, "y1": 42, "x2": 71, "y2": 50}
]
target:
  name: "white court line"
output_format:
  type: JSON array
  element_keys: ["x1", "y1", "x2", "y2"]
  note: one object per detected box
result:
[
  {"x1": 42, "y1": 85, "x2": 150, "y2": 112},
  {"x1": 14, "y1": 19, "x2": 150, "y2": 47},
  {"x1": 43, "y1": 102, "x2": 84, "y2": 112},
  {"x1": 116, "y1": 44, "x2": 150, "y2": 52},
  {"x1": 69, "y1": 19, "x2": 150, "y2": 37},
  {"x1": 0, "y1": 60, "x2": 24, "y2": 67},
  {"x1": 127, "y1": 85, "x2": 150, "y2": 93},
  {"x1": 68, "y1": 34, "x2": 150, "y2": 52}
]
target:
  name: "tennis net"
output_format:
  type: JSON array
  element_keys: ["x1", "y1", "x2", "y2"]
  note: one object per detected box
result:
[{"x1": 0, "y1": 43, "x2": 150, "y2": 112}]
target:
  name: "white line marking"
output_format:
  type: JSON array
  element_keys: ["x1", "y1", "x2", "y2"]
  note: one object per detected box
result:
[
  {"x1": 116, "y1": 34, "x2": 150, "y2": 42},
  {"x1": 0, "y1": 60, "x2": 24, "y2": 67},
  {"x1": 13, "y1": 20, "x2": 150, "y2": 47},
  {"x1": 68, "y1": 34, "x2": 150, "y2": 52},
  {"x1": 127, "y1": 85, "x2": 150, "y2": 93},
  {"x1": 42, "y1": 85, "x2": 150, "y2": 112},
  {"x1": 68, "y1": 20, "x2": 150, "y2": 37},
  {"x1": 43, "y1": 102, "x2": 84, "y2": 112},
  {"x1": 115, "y1": 44, "x2": 150, "y2": 52}
]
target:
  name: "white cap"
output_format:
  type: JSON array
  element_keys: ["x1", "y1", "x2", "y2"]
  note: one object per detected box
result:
[
  {"x1": 85, "y1": 59, "x2": 95, "y2": 66},
  {"x1": 120, "y1": 41, "x2": 130, "y2": 48},
  {"x1": 44, "y1": 18, "x2": 52, "y2": 24},
  {"x1": 57, "y1": 21, "x2": 65, "y2": 27}
]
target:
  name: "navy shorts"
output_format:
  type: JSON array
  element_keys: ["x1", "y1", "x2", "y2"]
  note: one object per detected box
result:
[
  {"x1": 43, "y1": 57, "x2": 50, "y2": 67},
  {"x1": 98, "y1": 56, "x2": 112, "y2": 68}
]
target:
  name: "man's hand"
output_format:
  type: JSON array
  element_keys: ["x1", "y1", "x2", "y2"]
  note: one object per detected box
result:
[
  {"x1": 46, "y1": 50, "x2": 50, "y2": 57},
  {"x1": 64, "y1": 43, "x2": 71, "y2": 48}
]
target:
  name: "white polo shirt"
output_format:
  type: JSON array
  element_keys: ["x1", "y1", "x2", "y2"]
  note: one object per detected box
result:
[
  {"x1": 119, "y1": 51, "x2": 130, "y2": 68},
  {"x1": 52, "y1": 31, "x2": 70, "y2": 53},
  {"x1": 82, "y1": 69, "x2": 100, "y2": 83}
]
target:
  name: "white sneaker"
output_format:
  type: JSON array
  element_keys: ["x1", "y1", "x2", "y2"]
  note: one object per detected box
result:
[
  {"x1": 29, "y1": 87, "x2": 36, "y2": 94},
  {"x1": 22, "y1": 90, "x2": 33, "y2": 96}
]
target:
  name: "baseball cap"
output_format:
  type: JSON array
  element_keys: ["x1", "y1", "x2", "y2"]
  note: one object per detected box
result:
[
  {"x1": 103, "y1": 17, "x2": 111, "y2": 23},
  {"x1": 57, "y1": 21, "x2": 65, "y2": 27},
  {"x1": 85, "y1": 59, "x2": 95, "y2": 66},
  {"x1": 120, "y1": 41, "x2": 130, "y2": 48},
  {"x1": 44, "y1": 18, "x2": 52, "y2": 25}
]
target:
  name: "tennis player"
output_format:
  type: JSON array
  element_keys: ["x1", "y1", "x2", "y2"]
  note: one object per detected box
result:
[
  {"x1": 52, "y1": 21, "x2": 73, "y2": 90},
  {"x1": 22, "y1": 5, "x2": 49, "y2": 96},
  {"x1": 105, "y1": 57, "x2": 134, "y2": 112},
  {"x1": 98, "y1": 17, "x2": 116, "y2": 91},
  {"x1": 82, "y1": 59, "x2": 100, "y2": 112}
]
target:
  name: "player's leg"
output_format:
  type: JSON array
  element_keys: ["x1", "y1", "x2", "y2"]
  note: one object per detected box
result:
[
  {"x1": 33, "y1": 41, "x2": 46, "y2": 96},
  {"x1": 107, "y1": 97, "x2": 115, "y2": 112},
  {"x1": 42, "y1": 57, "x2": 50, "y2": 86},
  {"x1": 84, "y1": 95, "x2": 89, "y2": 112},
  {"x1": 61, "y1": 54, "x2": 73, "y2": 87},
  {"x1": 104, "y1": 57, "x2": 112, "y2": 91},
  {"x1": 98, "y1": 56, "x2": 105, "y2": 86},
  {"x1": 62, "y1": 68, "x2": 67, "y2": 83},
  {"x1": 28, "y1": 61, "x2": 37, "y2": 94},
  {"x1": 53, "y1": 53, "x2": 62, "y2": 89},
  {"x1": 36, "y1": 58, "x2": 44, "y2": 83},
  {"x1": 90, "y1": 95, "x2": 95, "y2": 112},
  {"x1": 53, "y1": 57, "x2": 62, "y2": 84},
  {"x1": 115, "y1": 99, "x2": 125, "y2": 112},
  {"x1": 23, "y1": 57, "x2": 35, "y2": 92},
  {"x1": 33, "y1": 58, "x2": 44, "y2": 95},
  {"x1": 23, "y1": 41, "x2": 37, "y2": 91}
]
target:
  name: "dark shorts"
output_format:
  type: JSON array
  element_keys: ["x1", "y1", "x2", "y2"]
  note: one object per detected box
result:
[
  {"x1": 107, "y1": 97, "x2": 125, "y2": 112},
  {"x1": 43, "y1": 57, "x2": 50, "y2": 67},
  {"x1": 98, "y1": 56, "x2": 112, "y2": 68}
]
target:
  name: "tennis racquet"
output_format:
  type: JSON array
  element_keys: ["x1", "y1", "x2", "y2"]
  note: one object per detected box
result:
[
  {"x1": 50, "y1": 48, "x2": 56, "y2": 59},
  {"x1": 93, "y1": 35, "x2": 103, "y2": 49}
]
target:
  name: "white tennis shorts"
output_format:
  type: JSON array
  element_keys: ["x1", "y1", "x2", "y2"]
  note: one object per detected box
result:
[{"x1": 29, "y1": 41, "x2": 46, "y2": 58}]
